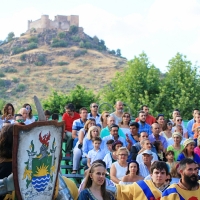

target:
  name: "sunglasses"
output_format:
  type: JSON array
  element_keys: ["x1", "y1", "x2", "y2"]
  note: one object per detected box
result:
[
  {"x1": 167, "y1": 122, "x2": 173, "y2": 126},
  {"x1": 92, "y1": 105, "x2": 98, "y2": 108},
  {"x1": 16, "y1": 119, "x2": 25, "y2": 123},
  {"x1": 26, "y1": 107, "x2": 31, "y2": 110},
  {"x1": 119, "y1": 154, "x2": 128, "y2": 156},
  {"x1": 158, "y1": 114, "x2": 164, "y2": 117},
  {"x1": 177, "y1": 119, "x2": 182, "y2": 122}
]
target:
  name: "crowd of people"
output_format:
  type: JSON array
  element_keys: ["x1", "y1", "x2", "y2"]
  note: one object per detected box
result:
[{"x1": 0, "y1": 101, "x2": 200, "y2": 199}]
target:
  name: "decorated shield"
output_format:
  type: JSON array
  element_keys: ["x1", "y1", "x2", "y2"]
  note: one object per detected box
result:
[{"x1": 13, "y1": 120, "x2": 64, "y2": 200}]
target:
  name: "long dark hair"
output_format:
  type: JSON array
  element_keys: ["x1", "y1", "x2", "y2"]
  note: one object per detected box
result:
[
  {"x1": 3, "y1": 103, "x2": 15, "y2": 117},
  {"x1": 23, "y1": 103, "x2": 33, "y2": 119},
  {"x1": 83, "y1": 163, "x2": 112, "y2": 200},
  {"x1": 126, "y1": 160, "x2": 139, "y2": 175},
  {"x1": 0, "y1": 125, "x2": 13, "y2": 159}
]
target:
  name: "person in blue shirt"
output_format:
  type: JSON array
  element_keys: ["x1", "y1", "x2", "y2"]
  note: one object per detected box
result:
[
  {"x1": 187, "y1": 108, "x2": 200, "y2": 138},
  {"x1": 126, "y1": 122, "x2": 139, "y2": 145},
  {"x1": 137, "y1": 111, "x2": 152, "y2": 135},
  {"x1": 177, "y1": 138, "x2": 200, "y2": 165},
  {"x1": 82, "y1": 126, "x2": 104, "y2": 167}
]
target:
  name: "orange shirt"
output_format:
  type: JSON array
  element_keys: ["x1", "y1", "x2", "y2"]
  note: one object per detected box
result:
[
  {"x1": 62, "y1": 112, "x2": 80, "y2": 132},
  {"x1": 193, "y1": 122, "x2": 200, "y2": 139},
  {"x1": 135, "y1": 114, "x2": 156, "y2": 125}
]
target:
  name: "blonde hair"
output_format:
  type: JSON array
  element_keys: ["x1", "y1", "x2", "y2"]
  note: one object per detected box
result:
[
  {"x1": 87, "y1": 126, "x2": 99, "y2": 140},
  {"x1": 116, "y1": 147, "x2": 130, "y2": 156}
]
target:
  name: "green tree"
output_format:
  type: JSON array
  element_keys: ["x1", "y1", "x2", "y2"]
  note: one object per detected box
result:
[
  {"x1": 154, "y1": 53, "x2": 200, "y2": 119},
  {"x1": 7, "y1": 32, "x2": 15, "y2": 42},
  {"x1": 101, "y1": 52, "x2": 161, "y2": 117},
  {"x1": 116, "y1": 49, "x2": 121, "y2": 57},
  {"x1": 58, "y1": 32, "x2": 66, "y2": 39},
  {"x1": 69, "y1": 25, "x2": 78, "y2": 34},
  {"x1": 43, "y1": 85, "x2": 99, "y2": 114}
]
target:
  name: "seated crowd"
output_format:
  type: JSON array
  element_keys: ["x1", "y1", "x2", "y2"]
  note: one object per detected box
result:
[{"x1": 0, "y1": 101, "x2": 200, "y2": 199}]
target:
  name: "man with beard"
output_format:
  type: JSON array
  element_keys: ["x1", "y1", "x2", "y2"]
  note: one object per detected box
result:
[
  {"x1": 138, "y1": 111, "x2": 152, "y2": 135},
  {"x1": 110, "y1": 101, "x2": 124, "y2": 125},
  {"x1": 161, "y1": 158, "x2": 200, "y2": 200}
]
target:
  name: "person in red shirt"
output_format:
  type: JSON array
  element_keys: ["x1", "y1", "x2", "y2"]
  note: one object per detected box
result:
[
  {"x1": 62, "y1": 103, "x2": 80, "y2": 151},
  {"x1": 135, "y1": 105, "x2": 156, "y2": 125}
]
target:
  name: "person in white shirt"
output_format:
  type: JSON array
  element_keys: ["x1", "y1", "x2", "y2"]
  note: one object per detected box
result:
[
  {"x1": 87, "y1": 137, "x2": 106, "y2": 168},
  {"x1": 136, "y1": 139, "x2": 158, "y2": 164},
  {"x1": 139, "y1": 150, "x2": 153, "y2": 178}
]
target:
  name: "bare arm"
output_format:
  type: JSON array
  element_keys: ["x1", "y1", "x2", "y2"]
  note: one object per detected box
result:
[
  {"x1": 78, "y1": 130, "x2": 85, "y2": 144},
  {"x1": 72, "y1": 130, "x2": 77, "y2": 139},
  {"x1": 87, "y1": 158, "x2": 91, "y2": 168},
  {"x1": 110, "y1": 163, "x2": 120, "y2": 184}
]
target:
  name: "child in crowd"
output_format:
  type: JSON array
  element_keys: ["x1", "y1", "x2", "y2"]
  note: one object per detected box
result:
[
  {"x1": 52, "y1": 113, "x2": 59, "y2": 121},
  {"x1": 44, "y1": 110, "x2": 51, "y2": 120},
  {"x1": 153, "y1": 141, "x2": 166, "y2": 162},
  {"x1": 87, "y1": 137, "x2": 106, "y2": 168},
  {"x1": 192, "y1": 113, "x2": 200, "y2": 139},
  {"x1": 106, "y1": 139, "x2": 114, "y2": 152},
  {"x1": 194, "y1": 136, "x2": 200, "y2": 157},
  {"x1": 165, "y1": 150, "x2": 176, "y2": 172}
]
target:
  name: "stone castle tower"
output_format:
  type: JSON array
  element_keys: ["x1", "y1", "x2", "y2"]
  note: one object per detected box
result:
[{"x1": 28, "y1": 15, "x2": 79, "y2": 31}]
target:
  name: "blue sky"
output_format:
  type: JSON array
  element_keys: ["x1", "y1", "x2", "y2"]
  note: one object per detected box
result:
[{"x1": 0, "y1": 0, "x2": 200, "y2": 72}]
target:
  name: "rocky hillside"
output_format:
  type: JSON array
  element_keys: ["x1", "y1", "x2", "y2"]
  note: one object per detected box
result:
[{"x1": 0, "y1": 27, "x2": 127, "y2": 108}]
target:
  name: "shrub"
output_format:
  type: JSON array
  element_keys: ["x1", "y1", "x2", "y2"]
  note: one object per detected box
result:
[
  {"x1": 69, "y1": 25, "x2": 78, "y2": 34},
  {"x1": 84, "y1": 42, "x2": 92, "y2": 49},
  {"x1": 20, "y1": 54, "x2": 27, "y2": 61},
  {"x1": 58, "y1": 61, "x2": 69, "y2": 66},
  {"x1": 28, "y1": 36, "x2": 38, "y2": 43},
  {"x1": 35, "y1": 54, "x2": 46, "y2": 66},
  {"x1": 12, "y1": 77, "x2": 19, "y2": 83},
  {"x1": 0, "y1": 79, "x2": 5, "y2": 87},
  {"x1": 12, "y1": 47, "x2": 25, "y2": 55},
  {"x1": 4, "y1": 68, "x2": 17, "y2": 73},
  {"x1": 79, "y1": 41, "x2": 85, "y2": 48},
  {"x1": 72, "y1": 35, "x2": 80, "y2": 42},
  {"x1": 23, "y1": 68, "x2": 31, "y2": 75},
  {"x1": 20, "y1": 33, "x2": 25, "y2": 36},
  {"x1": 0, "y1": 71, "x2": 5, "y2": 77},
  {"x1": 51, "y1": 39, "x2": 68, "y2": 48},
  {"x1": 27, "y1": 42, "x2": 38, "y2": 50},
  {"x1": 18, "y1": 62, "x2": 26, "y2": 66},
  {"x1": 58, "y1": 32, "x2": 66, "y2": 39},
  {"x1": 0, "y1": 48, "x2": 4, "y2": 54},
  {"x1": 74, "y1": 50, "x2": 87, "y2": 58},
  {"x1": 16, "y1": 83, "x2": 26, "y2": 92}
]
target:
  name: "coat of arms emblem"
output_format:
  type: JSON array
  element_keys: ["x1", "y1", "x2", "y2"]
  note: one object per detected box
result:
[{"x1": 13, "y1": 121, "x2": 64, "y2": 200}]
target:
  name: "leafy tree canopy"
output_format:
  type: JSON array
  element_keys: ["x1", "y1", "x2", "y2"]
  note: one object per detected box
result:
[
  {"x1": 100, "y1": 52, "x2": 200, "y2": 119},
  {"x1": 43, "y1": 85, "x2": 99, "y2": 114}
]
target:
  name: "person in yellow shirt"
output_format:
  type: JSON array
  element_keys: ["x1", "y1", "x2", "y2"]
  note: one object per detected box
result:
[
  {"x1": 161, "y1": 158, "x2": 200, "y2": 200},
  {"x1": 116, "y1": 161, "x2": 169, "y2": 200}
]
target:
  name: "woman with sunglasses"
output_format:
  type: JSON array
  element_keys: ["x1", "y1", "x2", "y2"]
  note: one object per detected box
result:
[
  {"x1": 156, "y1": 114, "x2": 165, "y2": 132},
  {"x1": 100, "y1": 111, "x2": 110, "y2": 129},
  {"x1": 172, "y1": 116, "x2": 188, "y2": 138},
  {"x1": 110, "y1": 147, "x2": 128, "y2": 184},
  {"x1": 119, "y1": 112, "x2": 131, "y2": 133},
  {"x1": 78, "y1": 163, "x2": 114, "y2": 200},
  {"x1": 22, "y1": 103, "x2": 35, "y2": 125},
  {"x1": 160, "y1": 119, "x2": 173, "y2": 140},
  {"x1": 120, "y1": 160, "x2": 143, "y2": 185}
]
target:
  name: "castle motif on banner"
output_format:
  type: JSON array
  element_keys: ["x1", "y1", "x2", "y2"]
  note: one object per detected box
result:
[{"x1": 22, "y1": 131, "x2": 57, "y2": 199}]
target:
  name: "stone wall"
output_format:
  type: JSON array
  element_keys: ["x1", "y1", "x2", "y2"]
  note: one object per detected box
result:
[{"x1": 28, "y1": 15, "x2": 79, "y2": 31}]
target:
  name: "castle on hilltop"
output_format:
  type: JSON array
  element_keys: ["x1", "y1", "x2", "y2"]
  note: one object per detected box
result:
[{"x1": 27, "y1": 15, "x2": 79, "y2": 32}]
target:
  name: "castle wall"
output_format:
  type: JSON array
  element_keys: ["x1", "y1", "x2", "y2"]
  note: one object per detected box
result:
[
  {"x1": 28, "y1": 15, "x2": 79, "y2": 31},
  {"x1": 29, "y1": 19, "x2": 43, "y2": 30}
]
